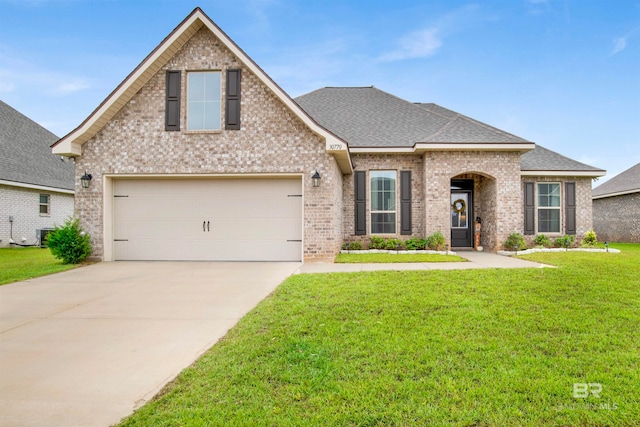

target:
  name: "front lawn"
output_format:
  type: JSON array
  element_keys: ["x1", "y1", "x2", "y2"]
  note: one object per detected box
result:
[
  {"x1": 119, "y1": 244, "x2": 640, "y2": 426},
  {"x1": 335, "y1": 252, "x2": 465, "y2": 263},
  {"x1": 0, "y1": 247, "x2": 77, "y2": 285}
]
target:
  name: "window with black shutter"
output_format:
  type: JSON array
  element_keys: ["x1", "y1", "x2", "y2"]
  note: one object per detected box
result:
[
  {"x1": 225, "y1": 69, "x2": 241, "y2": 130},
  {"x1": 165, "y1": 70, "x2": 181, "y2": 131}
]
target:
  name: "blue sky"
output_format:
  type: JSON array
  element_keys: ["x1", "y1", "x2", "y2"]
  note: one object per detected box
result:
[{"x1": 1, "y1": 0, "x2": 638, "y2": 184}]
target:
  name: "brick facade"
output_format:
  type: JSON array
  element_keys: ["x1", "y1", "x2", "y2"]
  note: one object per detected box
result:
[
  {"x1": 593, "y1": 193, "x2": 640, "y2": 243},
  {"x1": 343, "y1": 154, "x2": 424, "y2": 243},
  {"x1": 75, "y1": 27, "x2": 342, "y2": 260},
  {"x1": 0, "y1": 184, "x2": 74, "y2": 246},
  {"x1": 520, "y1": 176, "x2": 594, "y2": 247}
]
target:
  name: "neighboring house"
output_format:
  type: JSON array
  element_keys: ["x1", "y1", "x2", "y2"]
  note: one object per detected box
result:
[
  {"x1": 0, "y1": 100, "x2": 75, "y2": 247},
  {"x1": 592, "y1": 163, "x2": 640, "y2": 243},
  {"x1": 51, "y1": 8, "x2": 604, "y2": 261}
]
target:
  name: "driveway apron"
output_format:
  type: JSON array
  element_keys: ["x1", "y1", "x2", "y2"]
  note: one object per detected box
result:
[{"x1": 0, "y1": 261, "x2": 300, "y2": 427}]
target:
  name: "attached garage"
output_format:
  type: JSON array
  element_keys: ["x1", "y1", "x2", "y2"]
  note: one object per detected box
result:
[{"x1": 111, "y1": 177, "x2": 302, "y2": 261}]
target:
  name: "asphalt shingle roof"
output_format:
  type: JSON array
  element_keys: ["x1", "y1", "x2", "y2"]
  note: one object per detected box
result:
[
  {"x1": 295, "y1": 87, "x2": 531, "y2": 147},
  {"x1": 520, "y1": 145, "x2": 605, "y2": 173},
  {"x1": 296, "y1": 87, "x2": 603, "y2": 174},
  {"x1": 0, "y1": 100, "x2": 74, "y2": 191},
  {"x1": 592, "y1": 162, "x2": 640, "y2": 198}
]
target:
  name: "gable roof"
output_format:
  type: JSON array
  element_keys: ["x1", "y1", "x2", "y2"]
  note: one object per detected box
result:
[
  {"x1": 0, "y1": 100, "x2": 74, "y2": 192},
  {"x1": 521, "y1": 145, "x2": 605, "y2": 176},
  {"x1": 294, "y1": 87, "x2": 533, "y2": 149},
  {"x1": 52, "y1": 7, "x2": 352, "y2": 173},
  {"x1": 592, "y1": 162, "x2": 640, "y2": 198}
]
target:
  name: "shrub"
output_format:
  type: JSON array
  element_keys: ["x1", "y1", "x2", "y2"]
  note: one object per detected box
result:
[
  {"x1": 384, "y1": 238, "x2": 404, "y2": 250},
  {"x1": 581, "y1": 229, "x2": 598, "y2": 247},
  {"x1": 533, "y1": 234, "x2": 552, "y2": 248},
  {"x1": 342, "y1": 241, "x2": 363, "y2": 251},
  {"x1": 47, "y1": 218, "x2": 92, "y2": 264},
  {"x1": 425, "y1": 231, "x2": 446, "y2": 251},
  {"x1": 405, "y1": 237, "x2": 427, "y2": 250},
  {"x1": 503, "y1": 232, "x2": 527, "y2": 251},
  {"x1": 369, "y1": 236, "x2": 386, "y2": 250},
  {"x1": 554, "y1": 235, "x2": 575, "y2": 248}
]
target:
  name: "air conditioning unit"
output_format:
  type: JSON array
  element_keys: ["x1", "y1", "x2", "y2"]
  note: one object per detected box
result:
[{"x1": 37, "y1": 228, "x2": 54, "y2": 248}]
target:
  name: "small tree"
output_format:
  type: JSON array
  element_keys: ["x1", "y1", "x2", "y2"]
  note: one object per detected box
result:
[{"x1": 47, "y1": 218, "x2": 92, "y2": 264}]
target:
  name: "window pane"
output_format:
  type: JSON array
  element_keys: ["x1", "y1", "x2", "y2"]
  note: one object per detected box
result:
[
  {"x1": 538, "y1": 183, "x2": 560, "y2": 207},
  {"x1": 187, "y1": 71, "x2": 221, "y2": 130},
  {"x1": 40, "y1": 195, "x2": 49, "y2": 204},
  {"x1": 538, "y1": 209, "x2": 560, "y2": 233},
  {"x1": 371, "y1": 213, "x2": 396, "y2": 234},
  {"x1": 39, "y1": 205, "x2": 48, "y2": 214}
]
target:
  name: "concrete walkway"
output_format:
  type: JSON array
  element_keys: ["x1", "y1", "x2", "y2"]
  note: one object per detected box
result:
[
  {"x1": 0, "y1": 262, "x2": 300, "y2": 427},
  {"x1": 296, "y1": 251, "x2": 549, "y2": 273}
]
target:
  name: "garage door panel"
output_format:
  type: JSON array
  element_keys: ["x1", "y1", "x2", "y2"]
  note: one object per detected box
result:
[{"x1": 113, "y1": 178, "x2": 302, "y2": 261}]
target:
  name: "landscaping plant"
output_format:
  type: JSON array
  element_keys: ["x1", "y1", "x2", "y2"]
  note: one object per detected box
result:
[
  {"x1": 425, "y1": 231, "x2": 446, "y2": 250},
  {"x1": 503, "y1": 232, "x2": 527, "y2": 251},
  {"x1": 533, "y1": 234, "x2": 552, "y2": 248},
  {"x1": 46, "y1": 218, "x2": 92, "y2": 264},
  {"x1": 554, "y1": 235, "x2": 575, "y2": 248},
  {"x1": 581, "y1": 229, "x2": 598, "y2": 247}
]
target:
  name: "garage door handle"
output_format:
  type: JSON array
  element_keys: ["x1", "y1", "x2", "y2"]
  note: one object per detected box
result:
[
  {"x1": 203, "y1": 221, "x2": 206, "y2": 232},
  {"x1": 207, "y1": 221, "x2": 210, "y2": 232}
]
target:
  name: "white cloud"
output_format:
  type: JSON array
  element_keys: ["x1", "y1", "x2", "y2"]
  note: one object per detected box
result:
[
  {"x1": 379, "y1": 28, "x2": 442, "y2": 62},
  {"x1": 611, "y1": 26, "x2": 639, "y2": 55},
  {"x1": 49, "y1": 79, "x2": 90, "y2": 95}
]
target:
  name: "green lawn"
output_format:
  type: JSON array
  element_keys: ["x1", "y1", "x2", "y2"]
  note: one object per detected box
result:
[
  {"x1": 335, "y1": 252, "x2": 465, "y2": 263},
  {"x1": 0, "y1": 247, "x2": 77, "y2": 285},
  {"x1": 119, "y1": 244, "x2": 640, "y2": 426}
]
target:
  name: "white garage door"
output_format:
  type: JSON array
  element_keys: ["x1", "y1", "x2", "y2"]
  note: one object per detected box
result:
[{"x1": 113, "y1": 178, "x2": 302, "y2": 261}]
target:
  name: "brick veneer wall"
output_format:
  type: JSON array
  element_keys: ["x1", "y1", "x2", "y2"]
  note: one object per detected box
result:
[
  {"x1": 74, "y1": 27, "x2": 343, "y2": 260},
  {"x1": 423, "y1": 151, "x2": 523, "y2": 251},
  {"x1": 0, "y1": 184, "x2": 74, "y2": 246},
  {"x1": 593, "y1": 192, "x2": 640, "y2": 243},
  {"x1": 520, "y1": 176, "x2": 593, "y2": 246},
  {"x1": 343, "y1": 154, "x2": 424, "y2": 243}
]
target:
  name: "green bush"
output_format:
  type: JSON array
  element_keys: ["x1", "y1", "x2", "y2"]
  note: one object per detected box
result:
[
  {"x1": 46, "y1": 218, "x2": 92, "y2": 264},
  {"x1": 384, "y1": 238, "x2": 404, "y2": 250},
  {"x1": 342, "y1": 241, "x2": 363, "y2": 251},
  {"x1": 425, "y1": 231, "x2": 446, "y2": 251},
  {"x1": 533, "y1": 234, "x2": 552, "y2": 248},
  {"x1": 504, "y1": 232, "x2": 527, "y2": 251},
  {"x1": 581, "y1": 229, "x2": 598, "y2": 247},
  {"x1": 554, "y1": 235, "x2": 575, "y2": 248},
  {"x1": 405, "y1": 237, "x2": 427, "y2": 250},
  {"x1": 369, "y1": 236, "x2": 385, "y2": 250}
]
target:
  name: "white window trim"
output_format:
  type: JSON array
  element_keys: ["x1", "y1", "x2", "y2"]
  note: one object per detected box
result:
[
  {"x1": 39, "y1": 193, "x2": 50, "y2": 217},
  {"x1": 535, "y1": 182, "x2": 562, "y2": 235},
  {"x1": 369, "y1": 170, "x2": 398, "y2": 235},
  {"x1": 186, "y1": 70, "x2": 222, "y2": 132}
]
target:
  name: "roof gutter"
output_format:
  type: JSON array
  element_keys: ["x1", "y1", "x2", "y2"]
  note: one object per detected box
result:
[
  {"x1": 521, "y1": 170, "x2": 606, "y2": 177},
  {"x1": 349, "y1": 142, "x2": 535, "y2": 154},
  {"x1": 593, "y1": 188, "x2": 640, "y2": 199}
]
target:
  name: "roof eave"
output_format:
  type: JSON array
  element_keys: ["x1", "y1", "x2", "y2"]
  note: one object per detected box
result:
[
  {"x1": 520, "y1": 170, "x2": 606, "y2": 177},
  {"x1": 593, "y1": 188, "x2": 640, "y2": 199},
  {"x1": 349, "y1": 142, "x2": 535, "y2": 154}
]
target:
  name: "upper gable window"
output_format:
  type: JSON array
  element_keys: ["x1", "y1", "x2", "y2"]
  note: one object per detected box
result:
[{"x1": 187, "y1": 71, "x2": 221, "y2": 131}]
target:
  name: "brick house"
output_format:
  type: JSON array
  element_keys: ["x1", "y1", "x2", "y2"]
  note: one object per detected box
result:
[
  {"x1": 52, "y1": 8, "x2": 604, "y2": 261},
  {"x1": 1, "y1": 101, "x2": 74, "y2": 247},
  {"x1": 592, "y1": 163, "x2": 640, "y2": 243}
]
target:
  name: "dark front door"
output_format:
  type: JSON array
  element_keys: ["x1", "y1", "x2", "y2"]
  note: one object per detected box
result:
[{"x1": 451, "y1": 184, "x2": 473, "y2": 248}]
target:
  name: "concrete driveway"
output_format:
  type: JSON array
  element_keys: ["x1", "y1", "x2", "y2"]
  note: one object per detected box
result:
[{"x1": 0, "y1": 261, "x2": 300, "y2": 427}]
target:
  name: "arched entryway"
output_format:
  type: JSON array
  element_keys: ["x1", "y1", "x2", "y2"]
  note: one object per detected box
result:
[{"x1": 450, "y1": 172, "x2": 497, "y2": 250}]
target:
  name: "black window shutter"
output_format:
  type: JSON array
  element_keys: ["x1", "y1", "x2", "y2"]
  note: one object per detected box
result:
[
  {"x1": 354, "y1": 171, "x2": 366, "y2": 235},
  {"x1": 524, "y1": 182, "x2": 535, "y2": 235},
  {"x1": 225, "y1": 69, "x2": 241, "y2": 130},
  {"x1": 565, "y1": 182, "x2": 576, "y2": 235},
  {"x1": 165, "y1": 70, "x2": 181, "y2": 131},
  {"x1": 400, "y1": 170, "x2": 412, "y2": 235}
]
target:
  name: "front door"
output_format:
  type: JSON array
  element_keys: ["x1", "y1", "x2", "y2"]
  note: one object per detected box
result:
[{"x1": 451, "y1": 185, "x2": 473, "y2": 248}]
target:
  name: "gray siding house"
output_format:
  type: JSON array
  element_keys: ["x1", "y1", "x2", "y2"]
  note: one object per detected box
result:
[
  {"x1": 51, "y1": 8, "x2": 604, "y2": 261},
  {"x1": 592, "y1": 163, "x2": 640, "y2": 243},
  {"x1": 0, "y1": 100, "x2": 75, "y2": 246}
]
